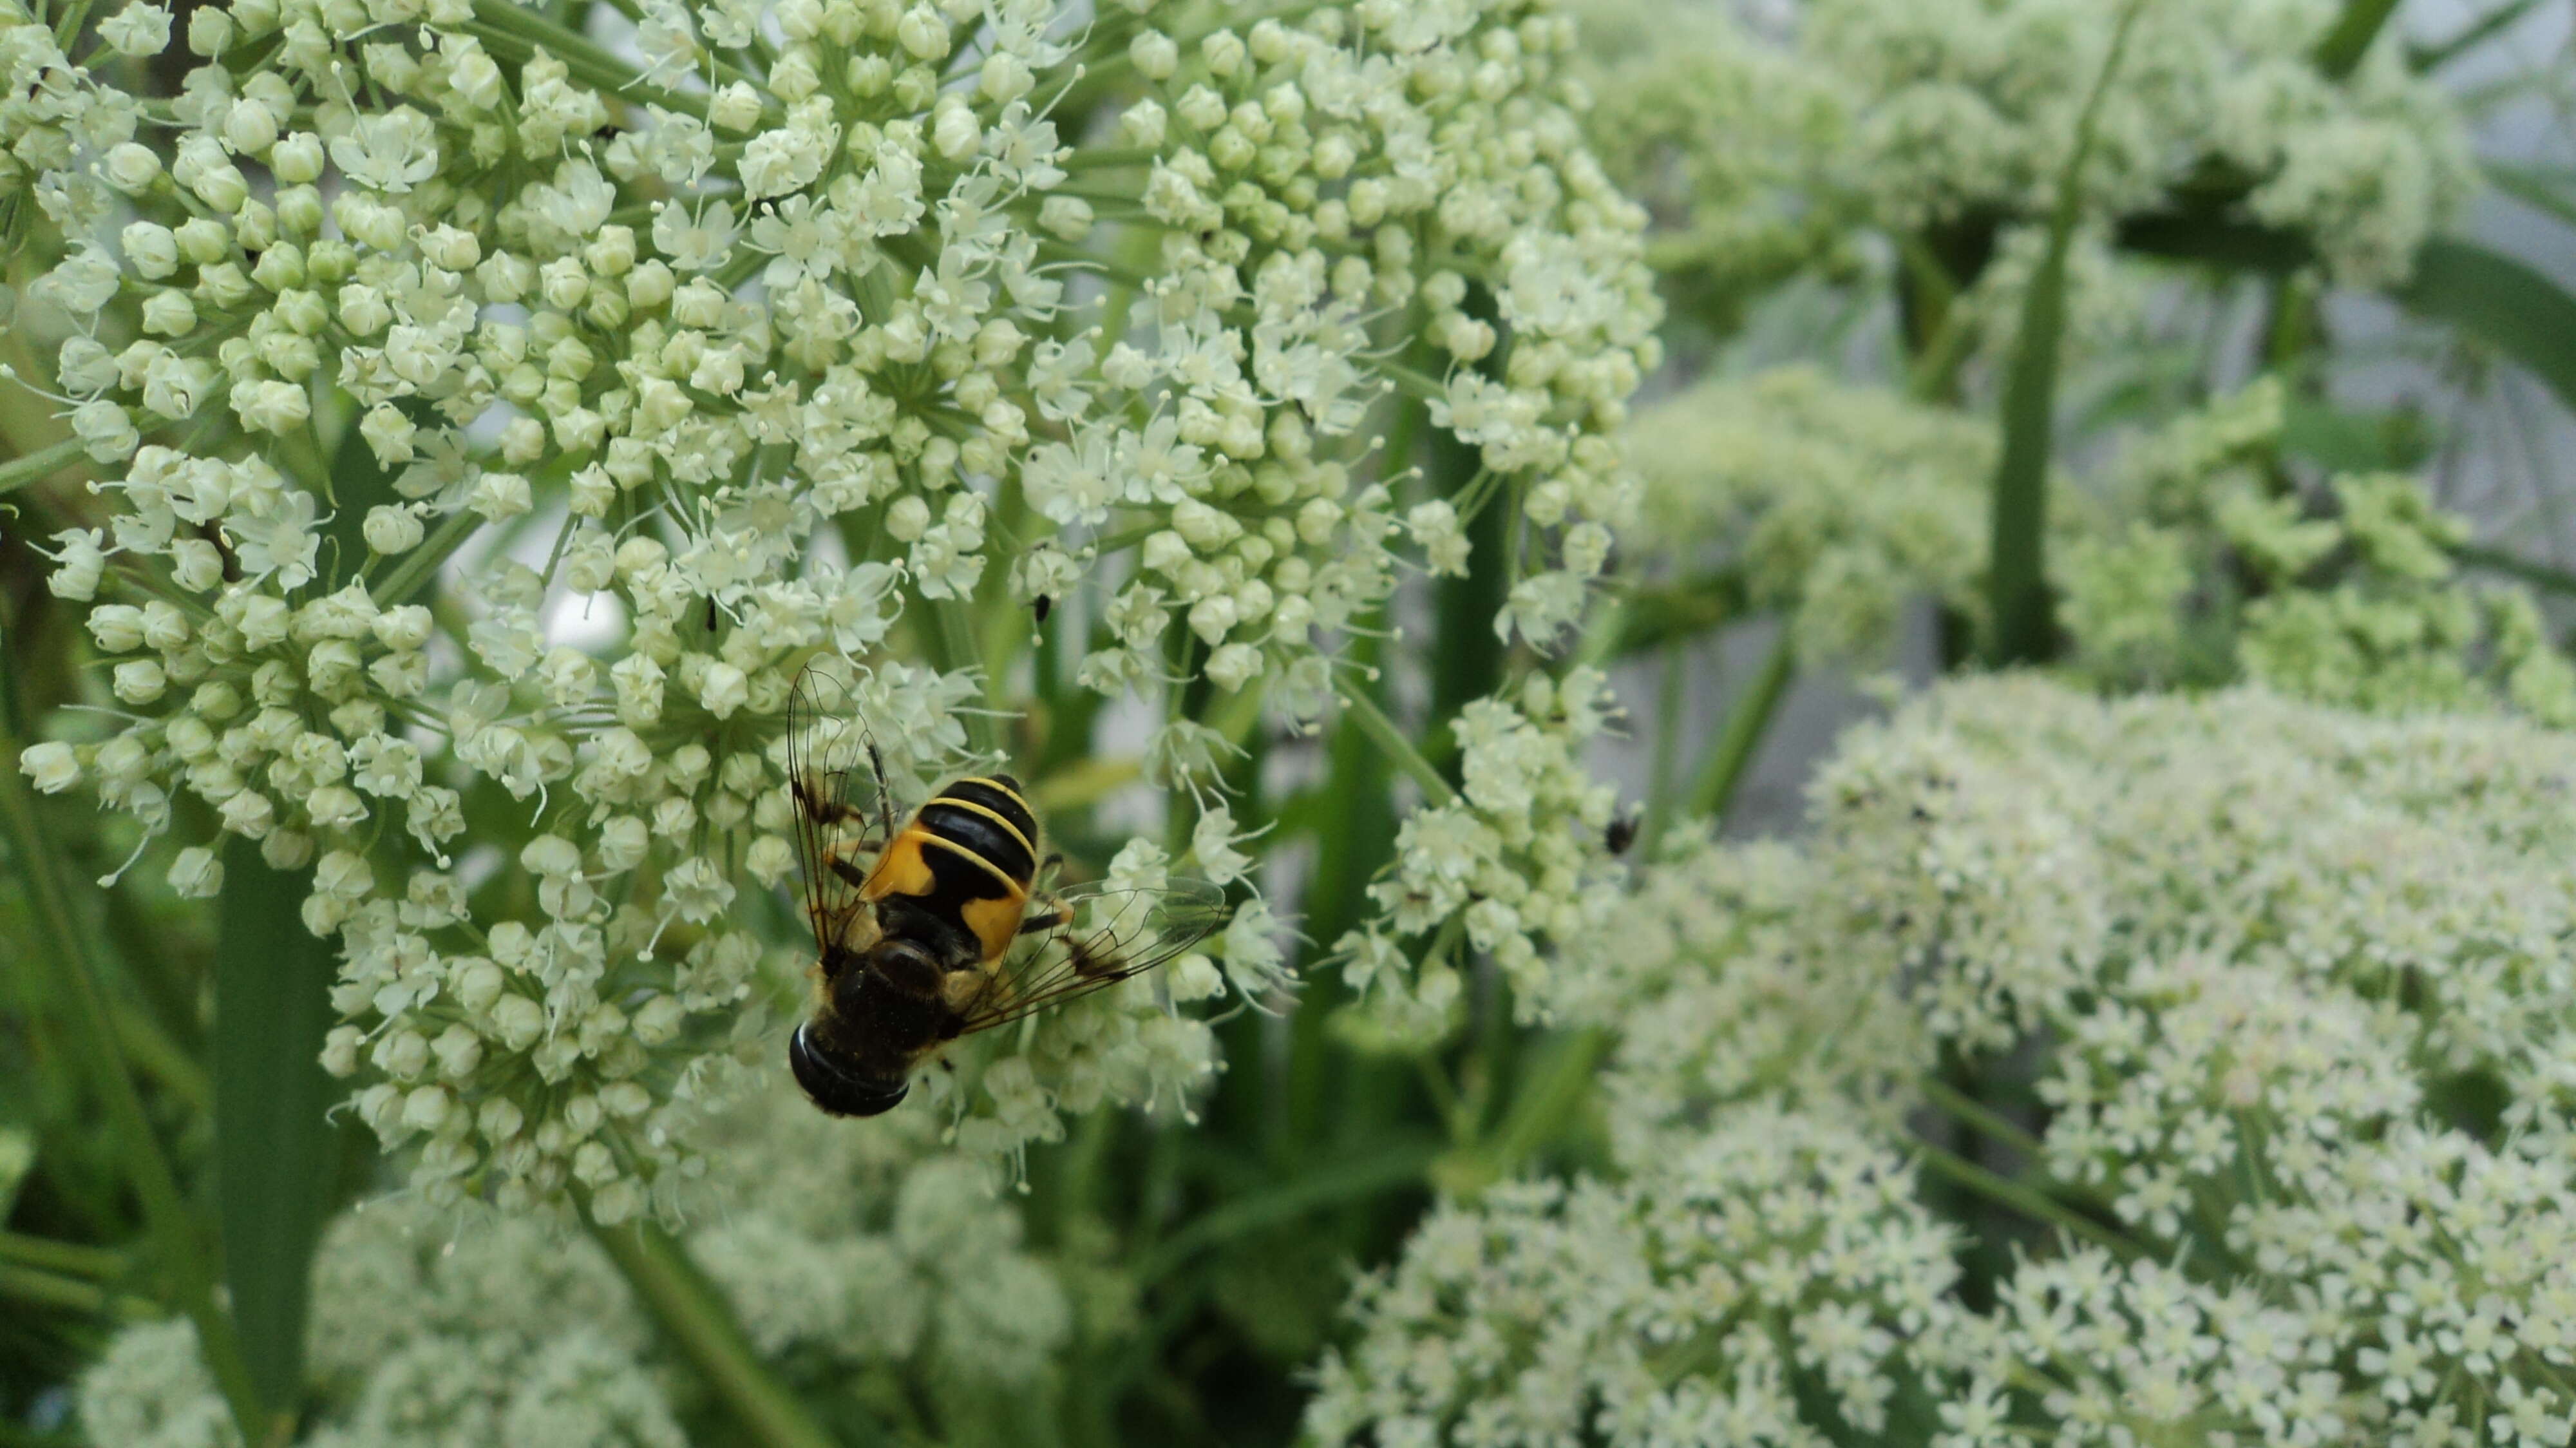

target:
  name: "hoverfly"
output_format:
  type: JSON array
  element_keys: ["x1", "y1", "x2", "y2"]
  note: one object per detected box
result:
[{"x1": 781, "y1": 665, "x2": 1225, "y2": 1116}]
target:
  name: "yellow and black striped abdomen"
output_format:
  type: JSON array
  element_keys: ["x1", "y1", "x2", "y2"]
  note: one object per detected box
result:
[{"x1": 860, "y1": 775, "x2": 1039, "y2": 966}]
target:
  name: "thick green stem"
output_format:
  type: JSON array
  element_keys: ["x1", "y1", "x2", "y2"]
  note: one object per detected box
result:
[
  {"x1": 0, "y1": 721, "x2": 266, "y2": 1438},
  {"x1": 1985, "y1": 0, "x2": 2147, "y2": 667},
  {"x1": 215, "y1": 840, "x2": 343, "y2": 1420},
  {"x1": 1334, "y1": 683, "x2": 1457, "y2": 808},
  {"x1": 585, "y1": 1217, "x2": 839, "y2": 1448},
  {"x1": 1684, "y1": 625, "x2": 1795, "y2": 823}
]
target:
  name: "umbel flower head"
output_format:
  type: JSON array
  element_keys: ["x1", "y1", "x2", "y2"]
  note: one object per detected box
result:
[
  {"x1": 1623, "y1": 365, "x2": 2004, "y2": 667},
  {"x1": 1803, "y1": 0, "x2": 2475, "y2": 285},
  {"x1": 1322, "y1": 676, "x2": 2576, "y2": 1447},
  {"x1": 10, "y1": 0, "x2": 1656, "y2": 1217},
  {"x1": 77, "y1": 1081, "x2": 1083, "y2": 1446}
]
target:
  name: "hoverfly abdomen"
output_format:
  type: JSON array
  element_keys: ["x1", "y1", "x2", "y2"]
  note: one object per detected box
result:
[
  {"x1": 918, "y1": 796, "x2": 1037, "y2": 884},
  {"x1": 864, "y1": 775, "x2": 1041, "y2": 967}
]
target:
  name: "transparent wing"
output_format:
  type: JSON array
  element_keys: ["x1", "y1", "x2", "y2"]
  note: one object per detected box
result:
[
  {"x1": 952, "y1": 877, "x2": 1231, "y2": 1034},
  {"x1": 784, "y1": 661, "x2": 895, "y2": 960}
]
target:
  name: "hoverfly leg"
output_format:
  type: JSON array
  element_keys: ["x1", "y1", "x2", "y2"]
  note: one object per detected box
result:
[
  {"x1": 863, "y1": 739, "x2": 896, "y2": 842},
  {"x1": 1018, "y1": 895, "x2": 1075, "y2": 936},
  {"x1": 793, "y1": 776, "x2": 874, "y2": 831}
]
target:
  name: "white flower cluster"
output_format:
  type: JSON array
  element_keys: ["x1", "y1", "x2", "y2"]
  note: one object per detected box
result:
[
  {"x1": 79, "y1": 1083, "x2": 1079, "y2": 1446},
  {"x1": 687, "y1": 1087, "x2": 1074, "y2": 1388},
  {"x1": 1306, "y1": 1106, "x2": 1960, "y2": 1446},
  {"x1": 1573, "y1": 830, "x2": 1932, "y2": 1161},
  {"x1": 1336, "y1": 667, "x2": 1621, "y2": 1043},
  {"x1": 1804, "y1": 0, "x2": 2476, "y2": 285},
  {"x1": 10, "y1": 0, "x2": 1654, "y2": 1214},
  {"x1": 81, "y1": 1202, "x2": 677, "y2": 1448},
  {"x1": 1567, "y1": 0, "x2": 1855, "y2": 314},
  {"x1": 1624, "y1": 366, "x2": 2003, "y2": 665},
  {"x1": 2064, "y1": 381, "x2": 2576, "y2": 725},
  {"x1": 1321, "y1": 676, "x2": 2576, "y2": 1445},
  {"x1": 74, "y1": 1319, "x2": 239, "y2": 1448}
]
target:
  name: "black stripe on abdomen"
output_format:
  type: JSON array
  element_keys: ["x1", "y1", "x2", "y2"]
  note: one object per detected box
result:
[
  {"x1": 918, "y1": 802, "x2": 1036, "y2": 886},
  {"x1": 935, "y1": 778, "x2": 1037, "y2": 841}
]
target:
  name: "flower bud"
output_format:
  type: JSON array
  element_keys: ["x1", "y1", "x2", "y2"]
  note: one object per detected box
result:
[
  {"x1": 19, "y1": 742, "x2": 80, "y2": 794},
  {"x1": 166, "y1": 845, "x2": 224, "y2": 898},
  {"x1": 319, "y1": 1025, "x2": 363, "y2": 1078}
]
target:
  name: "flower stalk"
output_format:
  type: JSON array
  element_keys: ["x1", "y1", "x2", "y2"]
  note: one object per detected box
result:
[
  {"x1": 1333, "y1": 683, "x2": 1458, "y2": 809},
  {"x1": 584, "y1": 1216, "x2": 838, "y2": 1448}
]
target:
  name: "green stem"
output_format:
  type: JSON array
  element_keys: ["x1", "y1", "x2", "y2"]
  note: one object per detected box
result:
[
  {"x1": 1132, "y1": 1141, "x2": 1437, "y2": 1285},
  {"x1": 2411, "y1": 0, "x2": 2548, "y2": 70},
  {"x1": 2456, "y1": 543, "x2": 2576, "y2": 596},
  {"x1": 936, "y1": 600, "x2": 1002, "y2": 756},
  {"x1": 1911, "y1": 1142, "x2": 2144, "y2": 1262},
  {"x1": 585, "y1": 1217, "x2": 838, "y2": 1448},
  {"x1": 1333, "y1": 683, "x2": 1456, "y2": 808},
  {"x1": 467, "y1": 0, "x2": 721, "y2": 114},
  {"x1": 0, "y1": 1231, "x2": 127, "y2": 1279},
  {"x1": 2313, "y1": 0, "x2": 2402, "y2": 77},
  {"x1": 0, "y1": 722, "x2": 266, "y2": 1438},
  {"x1": 368, "y1": 507, "x2": 480, "y2": 605},
  {"x1": 1436, "y1": 1027, "x2": 1613, "y2": 1196},
  {"x1": 1683, "y1": 625, "x2": 1795, "y2": 822},
  {"x1": 0, "y1": 1262, "x2": 155, "y2": 1320},
  {"x1": 0, "y1": 436, "x2": 86, "y2": 497},
  {"x1": 1412, "y1": 1054, "x2": 1466, "y2": 1141},
  {"x1": 1985, "y1": 0, "x2": 2148, "y2": 667},
  {"x1": 1639, "y1": 643, "x2": 1685, "y2": 852},
  {"x1": 1917, "y1": 1076, "x2": 2047, "y2": 1161}
]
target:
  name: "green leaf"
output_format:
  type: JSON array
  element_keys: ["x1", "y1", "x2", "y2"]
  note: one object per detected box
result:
[
  {"x1": 2397, "y1": 236, "x2": 2576, "y2": 417},
  {"x1": 214, "y1": 837, "x2": 341, "y2": 1418}
]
